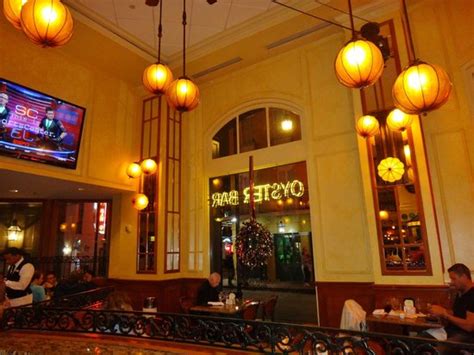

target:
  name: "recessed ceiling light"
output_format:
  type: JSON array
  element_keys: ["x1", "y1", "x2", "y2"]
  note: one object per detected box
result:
[
  {"x1": 78, "y1": 187, "x2": 85, "y2": 191},
  {"x1": 8, "y1": 189, "x2": 19, "y2": 193}
]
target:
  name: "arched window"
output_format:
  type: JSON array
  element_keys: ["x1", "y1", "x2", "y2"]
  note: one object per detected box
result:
[{"x1": 212, "y1": 107, "x2": 302, "y2": 159}]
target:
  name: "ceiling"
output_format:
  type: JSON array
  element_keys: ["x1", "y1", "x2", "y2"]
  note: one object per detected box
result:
[
  {"x1": 0, "y1": 169, "x2": 127, "y2": 200},
  {"x1": 68, "y1": 0, "x2": 278, "y2": 58}
]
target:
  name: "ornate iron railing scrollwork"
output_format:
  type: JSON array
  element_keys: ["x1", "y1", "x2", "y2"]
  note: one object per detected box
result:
[{"x1": 2, "y1": 306, "x2": 474, "y2": 354}]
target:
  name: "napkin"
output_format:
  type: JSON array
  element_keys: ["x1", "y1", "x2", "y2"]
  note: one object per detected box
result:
[
  {"x1": 208, "y1": 301, "x2": 224, "y2": 306},
  {"x1": 426, "y1": 327, "x2": 447, "y2": 341},
  {"x1": 372, "y1": 309, "x2": 386, "y2": 315}
]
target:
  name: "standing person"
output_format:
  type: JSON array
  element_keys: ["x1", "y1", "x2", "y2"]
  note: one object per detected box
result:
[
  {"x1": 301, "y1": 247, "x2": 313, "y2": 286},
  {"x1": 38, "y1": 107, "x2": 67, "y2": 148},
  {"x1": 30, "y1": 271, "x2": 47, "y2": 303},
  {"x1": 429, "y1": 263, "x2": 474, "y2": 343},
  {"x1": 197, "y1": 273, "x2": 221, "y2": 305},
  {"x1": 0, "y1": 92, "x2": 10, "y2": 140},
  {"x1": 2, "y1": 247, "x2": 35, "y2": 307}
]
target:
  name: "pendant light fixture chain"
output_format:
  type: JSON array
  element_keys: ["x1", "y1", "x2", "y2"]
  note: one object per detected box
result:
[
  {"x1": 182, "y1": 0, "x2": 187, "y2": 77},
  {"x1": 401, "y1": 0, "x2": 417, "y2": 63},
  {"x1": 271, "y1": 0, "x2": 356, "y2": 33},
  {"x1": 348, "y1": 0, "x2": 356, "y2": 38},
  {"x1": 157, "y1": 0, "x2": 163, "y2": 63}
]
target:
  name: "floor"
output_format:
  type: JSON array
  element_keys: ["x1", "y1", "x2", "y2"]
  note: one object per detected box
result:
[
  {"x1": 230, "y1": 287, "x2": 318, "y2": 324},
  {"x1": 0, "y1": 332, "x2": 251, "y2": 354}
]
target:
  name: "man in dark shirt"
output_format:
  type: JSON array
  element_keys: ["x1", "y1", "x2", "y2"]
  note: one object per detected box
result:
[
  {"x1": 197, "y1": 273, "x2": 221, "y2": 305},
  {"x1": 431, "y1": 263, "x2": 474, "y2": 342}
]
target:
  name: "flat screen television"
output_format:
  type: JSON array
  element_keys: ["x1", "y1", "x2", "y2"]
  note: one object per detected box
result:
[{"x1": 0, "y1": 78, "x2": 86, "y2": 169}]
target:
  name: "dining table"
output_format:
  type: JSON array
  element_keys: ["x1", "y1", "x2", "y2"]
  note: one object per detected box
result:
[
  {"x1": 189, "y1": 302, "x2": 245, "y2": 317},
  {"x1": 366, "y1": 312, "x2": 443, "y2": 335}
]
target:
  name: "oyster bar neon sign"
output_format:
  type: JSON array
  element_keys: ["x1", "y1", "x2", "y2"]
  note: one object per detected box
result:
[{"x1": 211, "y1": 179, "x2": 305, "y2": 208}]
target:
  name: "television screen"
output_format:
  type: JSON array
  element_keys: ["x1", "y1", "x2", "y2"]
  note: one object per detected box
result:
[{"x1": 0, "y1": 78, "x2": 86, "y2": 169}]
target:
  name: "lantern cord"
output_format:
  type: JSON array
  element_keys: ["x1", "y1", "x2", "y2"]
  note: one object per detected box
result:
[
  {"x1": 182, "y1": 0, "x2": 187, "y2": 77},
  {"x1": 157, "y1": 0, "x2": 163, "y2": 64},
  {"x1": 401, "y1": 0, "x2": 417, "y2": 62},
  {"x1": 272, "y1": 0, "x2": 357, "y2": 34},
  {"x1": 348, "y1": 0, "x2": 356, "y2": 38},
  {"x1": 315, "y1": 0, "x2": 370, "y2": 23}
]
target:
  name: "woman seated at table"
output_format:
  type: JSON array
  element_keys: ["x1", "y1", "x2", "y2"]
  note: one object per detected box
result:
[
  {"x1": 197, "y1": 273, "x2": 221, "y2": 305},
  {"x1": 30, "y1": 271, "x2": 47, "y2": 303}
]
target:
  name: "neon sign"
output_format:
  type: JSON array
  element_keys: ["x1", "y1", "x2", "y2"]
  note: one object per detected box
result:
[{"x1": 211, "y1": 179, "x2": 305, "y2": 208}]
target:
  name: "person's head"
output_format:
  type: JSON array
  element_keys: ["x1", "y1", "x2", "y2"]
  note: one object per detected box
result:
[
  {"x1": 32, "y1": 271, "x2": 44, "y2": 285},
  {"x1": 45, "y1": 272, "x2": 57, "y2": 285},
  {"x1": 208, "y1": 272, "x2": 221, "y2": 288},
  {"x1": 0, "y1": 92, "x2": 8, "y2": 107},
  {"x1": 2, "y1": 247, "x2": 23, "y2": 265},
  {"x1": 448, "y1": 263, "x2": 472, "y2": 291},
  {"x1": 45, "y1": 107, "x2": 55, "y2": 119},
  {"x1": 83, "y1": 270, "x2": 94, "y2": 283}
]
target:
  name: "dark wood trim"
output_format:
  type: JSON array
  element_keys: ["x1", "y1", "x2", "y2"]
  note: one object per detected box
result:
[
  {"x1": 316, "y1": 282, "x2": 375, "y2": 328},
  {"x1": 108, "y1": 278, "x2": 204, "y2": 312},
  {"x1": 316, "y1": 282, "x2": 451, "y2": 328}
]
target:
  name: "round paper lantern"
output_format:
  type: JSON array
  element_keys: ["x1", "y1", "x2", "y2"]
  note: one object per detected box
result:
[
  {"x1": 386, "y1": 109, "x2": 415, "y2": 132},
  {"x1": 140, "y1": 158, "x2": 157, "y2": 175},
  {"x1": 392, "y1": 62, "x2": 452, "y2": 114},
  {"x1": 143, "y1": 63, "x2": 174, "y2": 95},
  {"x1": 379, "y1": 210, "x2": 389, "y2": 220},
  {"x1": 126, "y1": 162, "x2": 142, "y2": 179},
  {"x1": 132, "y1": 193, "x2": 149, "y2": 210},
  {"x1": 377, "y1": 157, "x2": 405, "y2": 183},
  {"x1": 3, "y1": 0, "x2": 28, "y2": 30},
  {"x1": 335, "y1": 39, "x2": 384, "y2": 88},
  {"x1": 166, "y1": 77, "x2": 200, "y2": 112},
  {"x1": 356, "y1": 115, "x2": 379, "y2": 138},
  {"x1": 20, "y1": 0, "x2": 74, "y2": 48}
]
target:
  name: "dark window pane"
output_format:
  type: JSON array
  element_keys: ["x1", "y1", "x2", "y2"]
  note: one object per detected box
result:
[
  {"x1": 239, "y1": 109, "x2": 267, "y2": 153},
  {"x1": 212, "y1": 118, "x2": 237, "y2": 159},
  {"x1": 269, "y1": 108, "x2": 301, "y2": 146}
]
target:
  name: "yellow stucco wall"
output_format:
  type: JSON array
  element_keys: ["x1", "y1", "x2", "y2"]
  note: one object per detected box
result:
[
  {"x1": 1, "y1": 0, "x2": 472, "y2": 284},
  {"x1": 182, "y1": 0, "x2": 474, "y2": 285},
  {"x1": 0, "y1": 15, "x2": 146, "y2": 279}
]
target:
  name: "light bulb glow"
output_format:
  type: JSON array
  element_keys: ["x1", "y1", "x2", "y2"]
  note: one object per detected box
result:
[
  {"x1": 41, "y1": 6, "x2": 57, "y2": 22},
  {"x1": 281, "y1": 119, "x2": 293, "y2": 132}
]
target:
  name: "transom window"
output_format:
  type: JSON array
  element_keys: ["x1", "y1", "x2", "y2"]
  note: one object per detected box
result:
[{"x1": 212, "y1": 107, "x2": 302, "y2": 159}]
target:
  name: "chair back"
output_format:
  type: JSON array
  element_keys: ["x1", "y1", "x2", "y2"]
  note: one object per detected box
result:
[
  {"x1": 262, "y1": 295, "x2": 278, "y2": 321},
  {"x1": 340, "y1": 299, "x2": 366, "y2": 331},
  {"x1": 242, "y1": 301, "x2": 260, "y2": 320},
  {"x1": 179, "y1": 296, "x2": 196, "y2": 314}
]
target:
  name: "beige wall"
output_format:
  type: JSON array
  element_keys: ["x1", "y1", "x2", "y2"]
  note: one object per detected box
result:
[
  {"x1": 182, "y1": 0, "x2": 474, "y2": 285},
  {"x1": 0, "y1": 15, "x2": 146, "y2": 278}
]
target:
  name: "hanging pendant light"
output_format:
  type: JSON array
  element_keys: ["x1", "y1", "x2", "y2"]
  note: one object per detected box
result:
[
  {"x1": 20, "y1": 0, "x2": 74, "y2": 48},
  {"x1": 386, "y1": 108, "x2": 415, "y2": 132},
  {"x1": 392, "y1": 61, "x2": 452, "y2": 114},
  {"x1": 355, "y1": 115, "x2": 379, "y2": 138},
  {"x1": 132, "y1": 193, "x2": 149, "y2": 210},
  {"x1": 166, "y1": 0, "x2": 200, "y2": 112},
  {"x1": 3, "y1": 0, "x2": 28, "y2": 30},
  {"x1": 377, "y1": 157, "x2": 405, "y2": 183},
  {"x1": 140, "y1": 158, "x2": 157, "y2": 175},
  {"x1": 392, "y1": 0, "x2": 452, "y2": 115},
  {"x1": 126, "y1": 162, "x2": 142, "y2": 179},
  {"x1": 143, "y1": 0, "x2": 174, "y2": 95},
  {"x1": 334, "y1": 0, "x2": 384, "y2": 89}
]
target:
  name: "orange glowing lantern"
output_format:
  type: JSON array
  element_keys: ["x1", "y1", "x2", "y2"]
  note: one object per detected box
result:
[
  {"x1": 132, "y1": 193, "x2": 149, "y2": 210},
  {"x1": 140, "y1": 159, "x2": 157, "y2": 175},
  {"x1": 126, "y1": 163, "x2": 142, "y2": 179},
  {"x1": 3, "y1": 0, "x2": 28, "y2": 30},
  {"x1": 166, "y1": 77, "x2": 200, "y2": 113},
  {"x1": 356, "y1": 115, "x2": 379, "y2": 138},
  {"x1": 143, "y1": 63, "x2": 174, "y2": 95}
]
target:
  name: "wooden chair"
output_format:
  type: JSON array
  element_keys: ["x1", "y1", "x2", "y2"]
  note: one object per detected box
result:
[
  {"x1": 179, "y1": 296, "x2": 196, "y2": 314},
  {"x1": 242, "y1": 301, "x2": 260, "y2": 320},
  {"x1": 262, "y1": 295, "x2": 278, "y2": 322}
]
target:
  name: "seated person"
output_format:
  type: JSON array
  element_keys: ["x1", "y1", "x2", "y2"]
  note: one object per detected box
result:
[
  {"x1": 30, "y1": 271, "x2": 47, "y2": 303},
  {"x1": 78, "y1": 270, "x2": 97, "y2": 292},
  {"x1": 43, "y1": 271, "x2": 58, "y2": 298},
  {"x1": 429, "y1": 263, "x2": 474, "y2": 343},
  {"x1": 197, "y1": 272, "x2": 221, "y2": 305}
]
